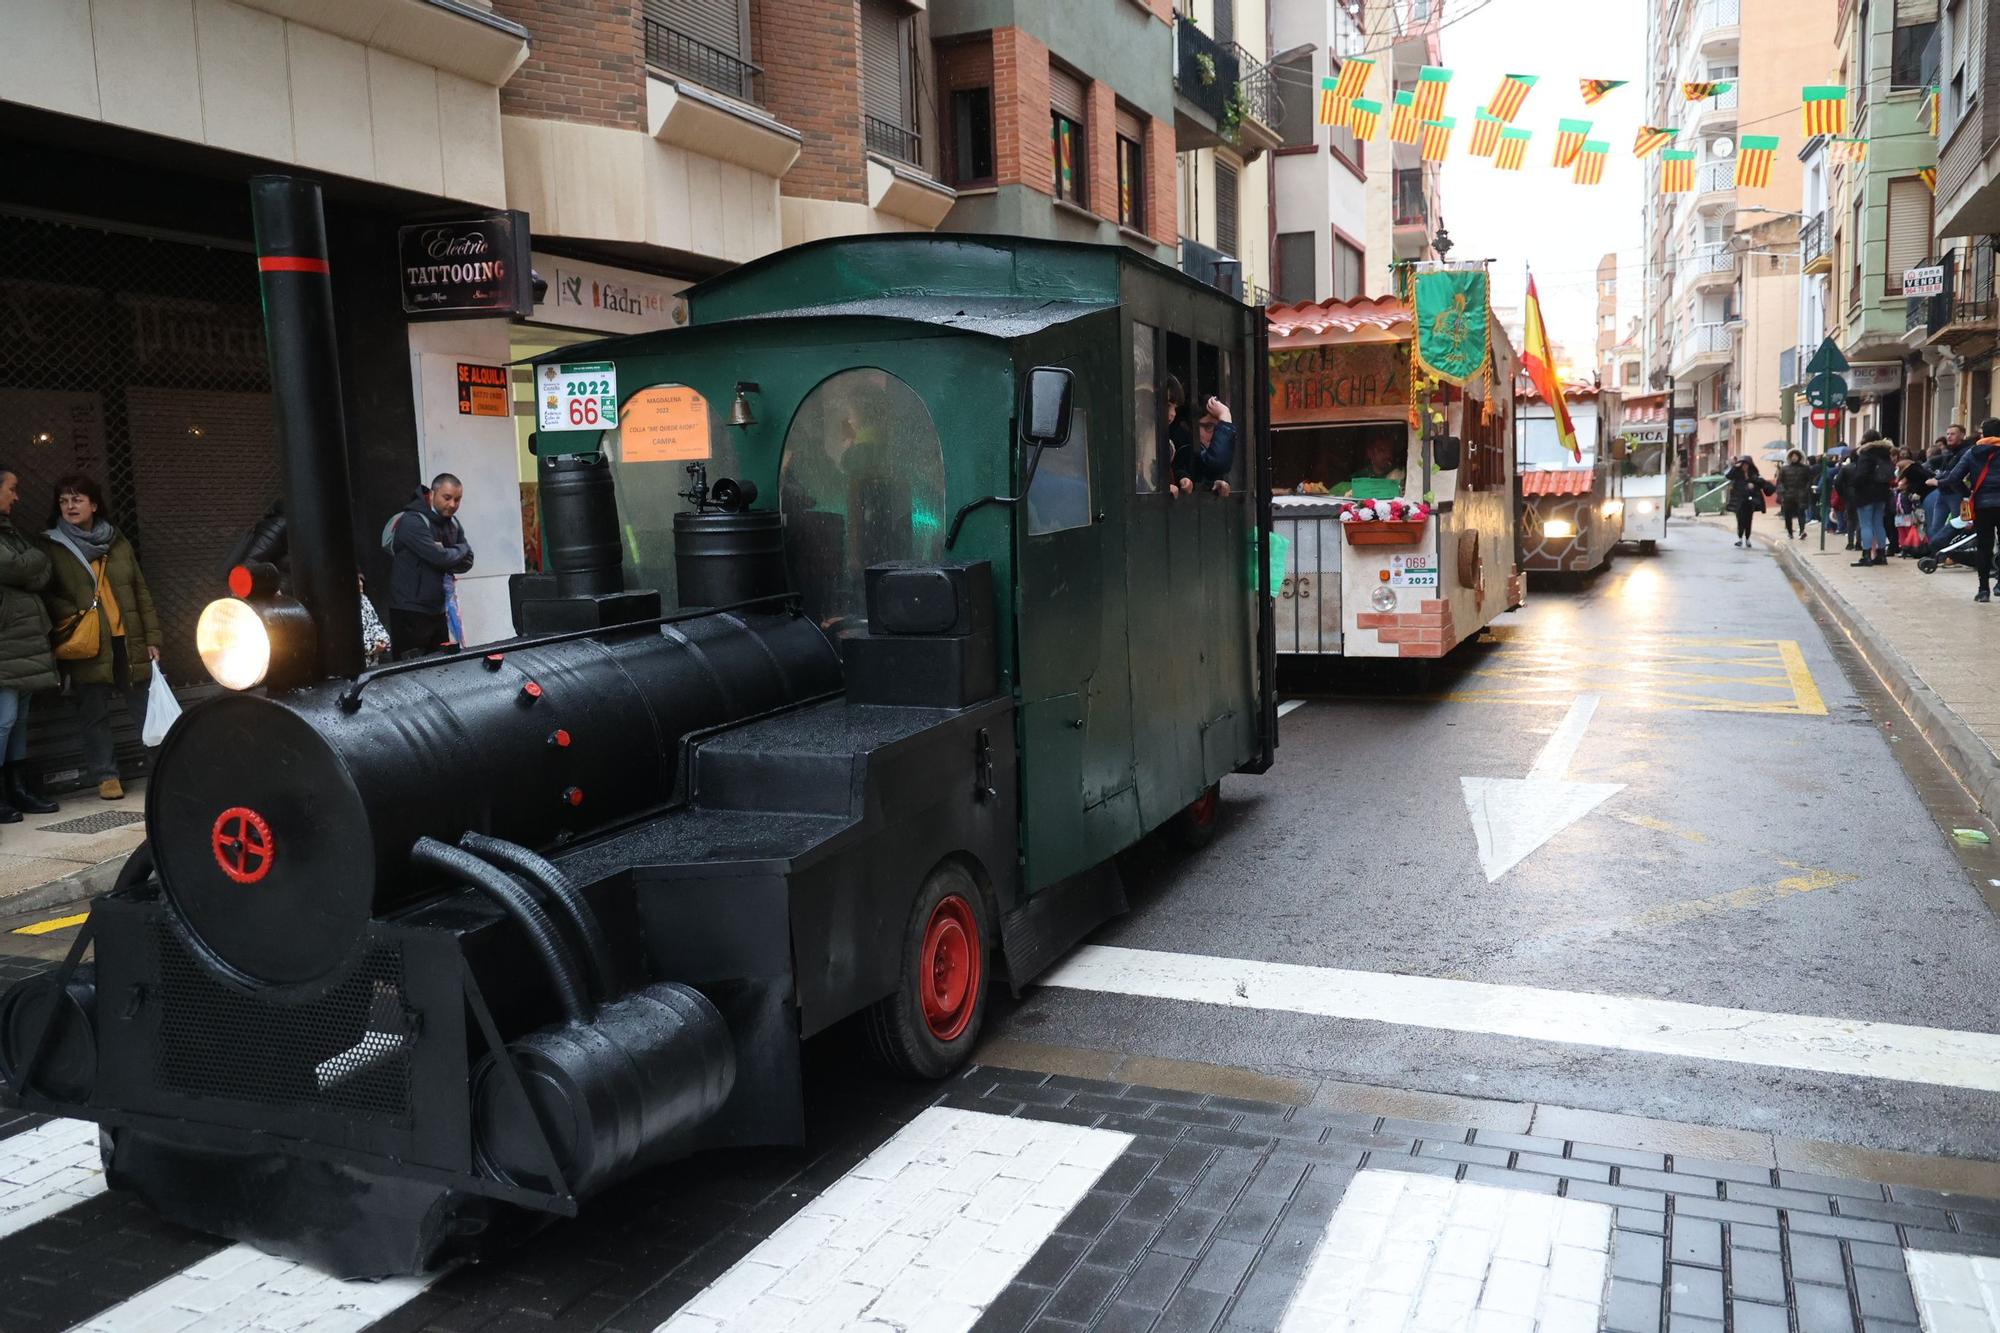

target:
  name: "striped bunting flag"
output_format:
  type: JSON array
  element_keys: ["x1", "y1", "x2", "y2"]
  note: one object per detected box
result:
[
  {"x1": 1318, "y1": 78, "x2": 1348, "y2": 127},
  {"x1": 1333, "y1": 56, "x2": 1375, "y2": 100},
  {"x1": 1633, "y1": 125, "x2": 1676, "y2": 158},
  {"x1": 1920, "y1": 166, "x2": 1938, "y2": 193},
  {"x1": 1733, "y1": 134, "x2": 1779, "y2": 188},
  {"x1": 1661, "y1": 149, "x2": 1696, "y2": 192},
  {"x1": 1836, "y1": 136, "x2": 1869, "y2": 164},
  {"x1": 1470, "y1": 108, "x2": 1505, "y2": 157},
  {"x1": 1488, "y1": 74, "x2": 1537, "y2": 121},
  {"x1": 1572, "y1": 140, "x2": 1610, "y2": 185},
  {"x1": 1414, "y1": 66, "x2": 1453, "y2": 122},
  {"x1": 1580, "y1": 78, "x2": 1628, "y2": 105},
  {"x1": 1803, "y1": 86, "x2": 1847, "y2": 136},
  {"x1": 1924, "y1": 85, "x2": 1940, "y2": 136},
  {"x1": 1420, "y1": 117, "x2": 1455, "y2": 163},
  {"x1": 1347, "y1": 97, "x2": 1383, "y2": 140},
  {"x1": 1683, "y1": 80, "x2": 1734, "y2": 101},
  {"x1": 1495, "y1": 127, "x2": 1531, "y2": 170},
  {"x1": 1554, "y1": 118, "x2": 1592, "y2": 168},
  {"x1": 1389, "y1": 89, "x2": 1421, "y2": 144}
]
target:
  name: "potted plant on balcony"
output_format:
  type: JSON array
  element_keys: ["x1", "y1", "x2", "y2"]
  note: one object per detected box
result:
[
  {"x1": 1222, "y1": 83, "x2": 1250, "y2": 142},
  {"x1": 1338, "y1": 498, "x2": 1434, "y2": 545}
]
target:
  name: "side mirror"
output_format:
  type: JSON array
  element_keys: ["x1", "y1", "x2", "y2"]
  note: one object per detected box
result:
[
  {"x1": 1430, "y1": 434, "x2": 1463, "y2": 470},
  {"x1": 1021, "y1": 366, "x2": 1074, "y2": 448}
]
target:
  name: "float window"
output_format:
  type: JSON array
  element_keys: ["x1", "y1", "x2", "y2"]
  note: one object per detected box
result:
[{"x1": 1028, "y1": 408, "x2": 1092, "y2": 535}]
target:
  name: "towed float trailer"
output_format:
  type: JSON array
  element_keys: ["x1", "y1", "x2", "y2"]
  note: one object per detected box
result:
[
  {"x1": 1616, "y1": 392, "x2": 1673, "y2": 551},
  {"x1": 1265, "y1": 294, "x2": 1523, "y2": 659},
  {"x1": 1516, "y1": 380, "x2": 1625, "y2": 574},
  {"x1": 0, "y1": 196, "x2": 1278, "y2": 1276}
]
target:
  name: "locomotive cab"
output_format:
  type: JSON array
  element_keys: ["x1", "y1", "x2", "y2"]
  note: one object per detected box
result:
[{"x1": 0, "y1": 230, "x2": 1276, "y2": 1277}]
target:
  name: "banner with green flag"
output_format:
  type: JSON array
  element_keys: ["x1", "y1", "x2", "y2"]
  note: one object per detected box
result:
[{"x1": 1412, "y1": 268, "x2": 1491, "y2": 386}]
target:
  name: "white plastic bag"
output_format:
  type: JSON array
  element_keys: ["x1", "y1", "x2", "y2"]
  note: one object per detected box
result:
[{"x1": 142, "y1": 669, "x2": 182, "y2": 747}]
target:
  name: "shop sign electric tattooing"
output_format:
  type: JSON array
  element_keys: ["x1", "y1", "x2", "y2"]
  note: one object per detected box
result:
[{"x1": 398, "y1": 211, "x2": 534, "y2": 319}]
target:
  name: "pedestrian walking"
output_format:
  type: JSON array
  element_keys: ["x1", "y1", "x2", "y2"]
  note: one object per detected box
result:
[
  {"x1": 1895, "y1": 447, "x2": 1933, "y2": 558},
  {"x1": 0, "y1": 465, "x2": 59, "y2": 824},
  {"x1": 1725, "y1": 456, "x2": 1771, "y2": 546},
  {"x1": 1840, "y1": 433, "x2": 1897, "y2": 566},
  {"x1": 1937, "y1": 418, "x2": 2000, "y2": 603},
  {"x1": 1777, "y1": 450, "x2": 1814, "y2": 539},
  {"x1": 387, "y1": 474, "x2": 474, "y2": 659},
  {"x1": 41, "y1": 475, "x2": 160, "y2": 801}
]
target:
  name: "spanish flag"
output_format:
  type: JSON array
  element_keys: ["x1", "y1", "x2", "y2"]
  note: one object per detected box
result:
[
  {"x1": 1389, "y1": 90, "x2": 1421, "y2": 144},
  {"x1": 1421, "y1": 117, "x2": 1455, "y2": 163},
  {"x1": 1347, "y1": 97, "x2": 1383, "y2": 140},
  {"x1": 1414, "y1": 66, "x2": 1453, "y2": 122},
  {"x1": 1633, "y1": 125, "x2": 1676, "y2": 158},
  {"x1": 1489, "y1": 74, "x2": 1537, "y2": 121},
  {"x1": 1495, "y1": 127, "x2": 1531, "y2": 171},
  {"x1": 1334, "y1": 57, "x2": 1374, "y2": 101},
  {"x1": 1573, "y1": 140, "x2": 1609, "y2": 185},
  {"x1": 1554, "y1": 118, "x2": 1592, "y2": 168},
  {"x1": 1733, "y1": 134, "x2": 1779, "y2": 188},
  {"x1": 1523, "y1": 274, "x2": 1578, "y2": 461},
  {"x1": 1580, "y1": 78, "x2": 1628, "y2": 105},
  {"x1": 1318, "y1": 78, "x2": 1348, "y2": 127},
  {"x1": 1661, "y1": 149, "x2": 1696, "y2": 192},
  {"x1": 1803, "y1": 86, "x2": 1847, "y2": 136},
  {"x1": 1470, "y1": 108, "x2": 1504, "y2": 157}
]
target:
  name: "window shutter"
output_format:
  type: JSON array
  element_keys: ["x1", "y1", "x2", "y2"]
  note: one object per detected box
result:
[
  {"x1": 861, "y1": 0, "x2": 910, "y2": 127},
  {"x1": 1215, "y1": 161, "x2": 1240, "y2": 255},
  {"x1": 1116, "y1": 105, "x2": 1144, "y2": 142},
  {"x1": 1050, "y1": 64, "x2": 1087, "y2": 120},
  {"x1": 1887, "y1": 176, "x2": 1935, "y2": 292},
  {"x1": 1216, "y1": 0, "x2": 1235, "y2": 44},
  {"x1": 1897, "y1": 0, "x2": 1940, "y2": 24},
  {"x1": 653, "y1": 0, "x2": 742, "y2": 57}
]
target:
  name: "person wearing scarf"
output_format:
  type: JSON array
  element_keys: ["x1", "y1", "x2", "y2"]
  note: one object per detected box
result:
[
  {"x1": 1939, "y1": 419, "x2": 2000, "y2": 604},
  {"x1": 40, "y1": 475, "x2": 161, "y2": 800}
]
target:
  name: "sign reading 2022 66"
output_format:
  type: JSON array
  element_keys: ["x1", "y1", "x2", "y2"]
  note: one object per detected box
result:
[{"x1": 540, "y1": 361, "x2": 619, "y2": 432}]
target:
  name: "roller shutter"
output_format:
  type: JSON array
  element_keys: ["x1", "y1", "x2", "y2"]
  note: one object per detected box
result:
[
  {"x1": 1897, "y1": 0, "x2": 1939, "y2": 23},
  {"x1": 650, "y1": 0, "x2": 742, "y2": 56},
  {"x1": 1215, "y1": 160, "x2": 1240, "y2": 256},
  {"x1": 1887, "y1": 175, "x2": 1934, "y2": 293},
  {"x1": 861, "y1": 0, "x2": 911, "y2": 128},
  {"x1": 1116, "y1": 105, "x2": 1144, "y2": 142},
  {"x1": 1050, "y1": 64, "x2": 1087, "y2": 120}
]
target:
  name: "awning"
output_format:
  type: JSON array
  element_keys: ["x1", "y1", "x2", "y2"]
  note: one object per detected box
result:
[
  {"x1": 1521, "y1": 470, "x2": 1596, "y2": 497},
  {"x1": 1267, "y1": 296, "x2": 1411, "y2": 347}
]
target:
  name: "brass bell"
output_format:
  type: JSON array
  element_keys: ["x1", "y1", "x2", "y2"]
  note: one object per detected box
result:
[{"x1": 729, "y1": 381, "x2": 759, "y2": 428}]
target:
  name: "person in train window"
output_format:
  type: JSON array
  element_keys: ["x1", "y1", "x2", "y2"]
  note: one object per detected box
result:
[
  {"x1": 1171, "y1": 395, "x2": 1236, "y2": 498},
  {"x1": 1353, "y1": 435, "x2": 1408, "y2": 483}
]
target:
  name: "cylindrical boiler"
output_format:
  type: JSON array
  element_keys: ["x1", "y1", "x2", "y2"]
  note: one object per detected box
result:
[{"x1": 673, "y1": 511, "x2": 788, "y2": 610}]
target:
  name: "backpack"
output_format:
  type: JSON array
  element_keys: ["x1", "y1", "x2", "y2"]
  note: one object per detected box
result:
[{"x1": 380, "y1": 511, "x2": 400, "y2": 553}]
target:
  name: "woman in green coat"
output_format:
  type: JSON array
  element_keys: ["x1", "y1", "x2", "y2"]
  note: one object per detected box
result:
[
  {"x1": 42, "y1": 474, "x2": 160, "y2": 801},
  {"x1": 0, "y1": 464, "x2": 60, "y2": 821}
]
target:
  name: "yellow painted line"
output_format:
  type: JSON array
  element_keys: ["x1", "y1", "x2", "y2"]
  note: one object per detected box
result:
[
  {"x1": 1611, "y1": 812, "x2": 1710, "y2": 844},
  {"x1": 11, "y1": 911, "x2": 88, "y2": 937},
  {"x1": 1776, "y1": 638, "x2": 1829, "y2": 715},
  {"x1": 1635, "y1": 866, "x2": 1858, "y2": 929}
]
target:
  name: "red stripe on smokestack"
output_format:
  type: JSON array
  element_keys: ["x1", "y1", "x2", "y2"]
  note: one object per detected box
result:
[{"x1": 258, "y1": 256, "x2": 331, "y2": 274}]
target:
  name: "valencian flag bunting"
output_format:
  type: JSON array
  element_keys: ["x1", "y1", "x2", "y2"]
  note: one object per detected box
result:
[
  {"x1": 1803, "y1": 86, "x2": 1847, "y2": 136},
  {"x1": 1318, "y1": 78, "x2": 1348, "y2": 127},
  {"x1": 1522, "y1": 275, "x2": 1578, "y2": 460},
  {"x1": 1661, "y1": 149, "x2": 1696, "y2": 192},
  {"x1": 1921, "y1": 166, "x2": 1938, "y2": 193},
  {"x1": 1924, "y1": 86, "x2": 1940, "y2": 136},
  {"x1": 1470, "y1": 108, "x2": 1505, "y2": 157},
  {"x1": 1390, "y1": 90, "x2": 1421, "y2": 143},
  {"x1": 1489, "y1": 73, "x2": 1537, "y2": 121},
  {"x1": 1414, "y1": 66, "x2": 1453, "y2": 122},
  {"x1": 1580, "y1": 78, "x2": 1628, "y2": 105},
  {"x1": 1347, "y1": 97, "x2": 1383, "y2": 140},
  {"x1": 1495, "y1": 127, "x2": 1531, "y2": 170},
  {"x1": 1633, "y1": 125, "x2": 1676, "y2": 158},
  {"x1": 1333, "y1": 56, "x2": 1374, "y2": 100},
  {"x1": 1421, "y1": 117, "x2": 1455, "y2": 163},
  {"x1": 1682, "y1": 80, "x2": 1734, "y2": 101},
  {"x1": 1554, "y1": 118, "x2": 1592, "y2": 167},
  {"x1": 1837, "y1": 136, "x2": 1868, "y2": 164},
  {"x1": 1733, "y1": 134, "x2": 1779, "y2": 188},
  {"x1": 1413, "y1": 266, "x2": 1491, "y2": 387},
  {"x1": 1572, "y1": 140, "x2": 1610, "y2": 185}
]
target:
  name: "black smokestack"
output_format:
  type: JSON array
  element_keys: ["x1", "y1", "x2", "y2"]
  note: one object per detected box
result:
[{"x1": 249, "y1": 176, "x2": 362, "y2": 680}]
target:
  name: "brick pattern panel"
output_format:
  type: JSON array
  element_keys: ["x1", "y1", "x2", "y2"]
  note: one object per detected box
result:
[
  {"x1": 489, "y1": 0, "x2": 645, "y2": 130},
  {"x1": 1087, "y1": 80, "x2": 1118, "y2": 225},
  {"x1": 1145, "y1": 114, "x2": 1178, "y2": 248},
  {"x1": 756, "y1": 0, "x2": 868, "y2": 203},
  {"x1": 993, "y1": 27, "x2": 1053, "y2": 197},
  {"x1": 1353, "y1": 607, "x2": 1459, "y2": 657}
]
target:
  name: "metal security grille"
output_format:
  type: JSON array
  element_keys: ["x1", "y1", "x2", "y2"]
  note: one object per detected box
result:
[
  {"x1": 151, "y1": 921, "x2": 415, "y2": 1122},
  {"x1": 0, "y1": 213, "x2": 277, "y2": 787},
  {"x1": 39, "y1": 810, "x2": 147, "y2": 835}
]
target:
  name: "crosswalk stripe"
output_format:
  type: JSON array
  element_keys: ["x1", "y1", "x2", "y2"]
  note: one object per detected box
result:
[
  {"x1": 656, "y1": 1107, "x2": 1131, "y2": 1333},
  {"x1": 68, "y1": 1244, "x2": 434, "y2": 1333},
  {"x1": 1039, "y1": 945, "x2": 2000, "y2": 1094},
  {"x1": 1905, "y1": 1249, "x2": 2000, "y2": 1329},
  {"x1": 0, "y1": 1118, "x2": 105, "y2": 1241}
]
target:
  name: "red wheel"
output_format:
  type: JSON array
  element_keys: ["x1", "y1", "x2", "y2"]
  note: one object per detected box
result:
[
  {"x1": 865, "y1": 863, "x2": 991, "y2": 1078},
  {"x1": 919, "y1": 894, "x2": 982, "y2": 1042},
  {"x1": 1169, "y1": 782, "x2": 1222, "y2": 850}
]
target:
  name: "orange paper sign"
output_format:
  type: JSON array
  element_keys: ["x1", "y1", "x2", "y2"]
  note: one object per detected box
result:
[{"x1": 619, "y1": 385, "x2": 711, "y2": 462}]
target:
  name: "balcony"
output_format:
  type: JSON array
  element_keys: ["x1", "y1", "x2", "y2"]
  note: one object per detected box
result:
[
  {"x1": 1686, "y1": 241, "x2": 1736, "y2": 288},
  {"x1": 1181, "y1": 236, "x2": 1243, "y2": 301},
  {"x1": 1694, "y1": 161, "x2": 1734, "y2": 206},
  {"x1": 643, "y1": 15, "x2": 762, "y2": 105},
  {"x1": 1691, "y1": 84, "x2": 1738, "y2": 131},
  {"x1": 1691, "y1": 0, "x2": 1739, "y2": 50},
  {"x1": 863, "y1": 114, "x2": 921, "y2": 167},
  {"x1": 1173, "y1": 16, "x2": 1240, "y2": 152},
  {"x1": 1925, "y1": 240, "x2": 2000, "y2": 347},
  {"x1": 1223, "y1": 44, "x2": 1283, "y2": 158},
  {"x1": 1800, "y1": 212, "x2": 1830, "y2": 274},
  {"x1": 1671, "y1": 321, "x2": 1734, "y2": 377}
]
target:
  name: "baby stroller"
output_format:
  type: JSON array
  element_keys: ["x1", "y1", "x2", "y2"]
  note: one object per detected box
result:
[{"x1": 1918, "y1": 514, "x2": 1978, "y2": 573}]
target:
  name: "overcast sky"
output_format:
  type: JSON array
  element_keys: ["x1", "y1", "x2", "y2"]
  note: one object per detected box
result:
[{"x1": 1433, "y1": 0, "x2": 1650, "y2": 372}]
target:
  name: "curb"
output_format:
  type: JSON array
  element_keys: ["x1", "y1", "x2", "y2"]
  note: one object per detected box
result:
[
  {"x1": 1, "y1": 851, "x2": 131, "y2": 920},
  {"x1": 1772, "y1": 537, "x2": 2000, "y2": 823}
]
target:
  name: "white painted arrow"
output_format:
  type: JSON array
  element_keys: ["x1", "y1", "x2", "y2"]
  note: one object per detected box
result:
[{"x1": 1461, "y1": 693, "x2": 1623, "y2": 882}]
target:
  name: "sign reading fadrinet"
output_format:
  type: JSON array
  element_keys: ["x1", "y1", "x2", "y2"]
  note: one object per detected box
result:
[{"x1": 399, "y1": 212, "x2": 534, "y2": 319}]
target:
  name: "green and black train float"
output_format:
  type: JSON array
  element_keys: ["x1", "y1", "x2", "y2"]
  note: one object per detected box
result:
[{"x1": 0, "y1": 177, "x2": 1278, "y2": 1276}]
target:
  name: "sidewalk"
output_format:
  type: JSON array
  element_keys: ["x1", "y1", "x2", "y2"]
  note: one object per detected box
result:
[{"x1": 0, "y1": 780, "x2": 145, "y2": 918}]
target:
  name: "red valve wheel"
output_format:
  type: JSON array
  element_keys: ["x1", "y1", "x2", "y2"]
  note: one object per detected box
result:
[{"x1": 210, "y1": 806, "x2": 275, "y2": 885}]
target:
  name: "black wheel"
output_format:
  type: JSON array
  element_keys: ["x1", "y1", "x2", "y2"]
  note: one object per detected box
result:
[
  {"x1": 1169, "y1": 783, "x2": 1221, "y2": 850},
  {"x1": 1640, "y1": 540, "x2": 1658, "y2": 555},
  {"x1": 863, "y1": 862, "x2": 991, "y2": 1079},
  {"x1": 1919, "y1": 558, "x2": 1939, "y2": 574}
]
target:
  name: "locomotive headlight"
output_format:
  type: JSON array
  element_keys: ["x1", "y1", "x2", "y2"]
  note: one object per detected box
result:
[
  {"x1": 1601, "y1": 500, "x2": 1624, "y2": 518},
  {"x1": 197, "y1": 598, "x2": 272, "y2": 690},
  {"x1": 1542, "y1": 518, "x2": 1577, "y2": 539},
  {"x1": 1636, "y1": 500, "x2": 1658, "y2": 513}
]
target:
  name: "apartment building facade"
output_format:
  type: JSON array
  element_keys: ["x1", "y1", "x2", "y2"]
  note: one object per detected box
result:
[{"x1": 1172, "y1": 0, "x2": 1283, "y2": 305}]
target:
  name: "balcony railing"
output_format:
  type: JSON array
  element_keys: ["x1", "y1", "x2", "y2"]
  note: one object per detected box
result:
[
  {"x1": 643, "y1": 16, "x2": 762, "y2": 104},
  {"x1": 1692, "y1": 0, "x2": 1740, "y2": 39},
  {"x1": 1800, "y1": 212, "x2": 1828, "y2": 268},
  {"x1": 1394, "y1": 168, "x2": 1427, "y2": 227},
  {"x1": 1696, "y1": 161, "x2": 1733, "y2": 196},
  {"x1": 1676, "y1": 322, "x2": 1734, "y2": 364},
  {"x1": 1688, "y1": 241, "x2": 1736, "y2": 275},
  {"x1": 1181, "y1": 236, "x2": 1242, "y2": 300},
  {"x1": 1225, "y1": 43, "x2": 1277, "y2": 132},
  {"x1": 1174, "y1": 16, "x2": 1238, "y2": 124},
  {"x1": 1923, "y1": 240, "x2": 1999, "y2": 336},
  {"x1": 863, "y1": 114, "x2": 921, "y2": 166}
]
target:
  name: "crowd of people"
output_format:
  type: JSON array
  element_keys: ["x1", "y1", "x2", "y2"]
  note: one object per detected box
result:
[{"x1": 1723, "y1": 420, "x2": 2000, "y2": 602}]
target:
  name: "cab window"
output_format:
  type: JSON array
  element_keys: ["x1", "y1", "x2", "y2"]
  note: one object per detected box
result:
[
  {"x1": 1134, "y1": 323, "x2": 1162, "y2": 494},
  {"x1": 1028, "y1": 408, "x2": 1091, "y2": 535}
]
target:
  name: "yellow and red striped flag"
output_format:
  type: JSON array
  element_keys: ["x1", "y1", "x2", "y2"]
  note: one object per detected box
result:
[
  {"x1": 1683, "y1": 80, "x2": 1734, "y2": 101},
  {"x1": 1523, "y1": 275, "x2": 1578, "y2": 460},
  {"x1": 1803, "y1": 86, "x2": 1847, "y2": 136},
  {"x1": 1346, "y1": 97, "x2": 1383, "y2": 140},
  {"x1": 1920, "y1": 166, "x2": 1938, "y2": 193},
  {"x1": 1333, "y1": 56, "x2": 1375, "y2": 101},
  {"x1": 1420, "y1": 117, "x2": 1454, "y2": 163},
  {"x1": 1469, "y1": 108, "x2": 1504, "y2": 157},
  {"x1": 1572, "y1": 140, "x2": 1610, "y2": 185},
  {"x1": 1389, "y1": 90, "x2": 1421, "y2": 144},
  {"x1": 1837, "y1": 136, "x2": 1869, "y2": 165},
  {"x1": 1414, "y1": 66, "x2": 1453, "y2": 122},
  {"x1": 1495, "y1": 127, "x2": 1531, "y2": 170},
  {"x1": 1733, "y1": 134, "x2": 1779, "y2": 188},
  {"x1": 1580, "y1": 78, "x2": 1628, "y2": 105},
  {"x1": 1488, "y1": 74, "x2": 1537, "y2": 121},
  {"x1": 1924, "y1": 85, "x2": 1940, "y2": 136},
  {"x1": 1633, "y1": 125, "x2": 1676, "y2": 158},
  {"x1": 1317, "y1": 78, "x2": 1348, "y2": 127},
  {"x1": 1554, "y1": 118, "x2": 1592, "y2": 167},
  {"x1": 1661, "y1": 149, "x2": 1696, "y2": 192}
]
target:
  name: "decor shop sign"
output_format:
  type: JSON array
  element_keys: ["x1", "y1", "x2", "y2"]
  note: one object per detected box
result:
[{"x1": 399, "y1": 212, "x2": 534, "y2": 319}]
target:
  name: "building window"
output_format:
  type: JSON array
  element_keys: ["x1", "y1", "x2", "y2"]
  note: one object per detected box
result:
[
  {"x1": 1892, "y1": 8, "x2": 1939, "y2": 90},
  {"x1": 950, "y1": 88, "x2": 995, "y2": 185},
  {"x1": 1947, "y1": 0, "x2": 1976, "y2": 129},
  {"x1": 1276, "y1": 231, "x2": 1316, "y2": 303},
  {"x1": 1857, "y1": 0, "x2": 1870, "y2": 99},
  {"x1": 1215, "y1": 160, "x2": 1240, "y2": 256},
  {"x1": 1887, "y1": 175, "x2": 1935, "y2": 294},
  {"x1": 1333, "y1": 235, "x2": 1364, "y2": 300},
  {"x1": 1050, "y1": 63, "x2": 1088, "y2": 205},
  {"x1": 1850, "y1": 196, "x2": 1864, "y2": 308},
  {"x1": 644, "y1": 0, "x2": 757, "y2": 102},
  {"x1": 1117, "y1": 133, "x2": 1145, "y2": 230},
  {"x1": 1273, "y1": 53, "x2": 1315, "y2": 148},
  {"x1": 860, "y1": 0, "x2": 919, "y2": 164}
]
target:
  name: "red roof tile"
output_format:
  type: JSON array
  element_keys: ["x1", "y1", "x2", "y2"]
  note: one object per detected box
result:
[{"x1": 1520, "y1": 470, "x2": 1597, "y2": 496}]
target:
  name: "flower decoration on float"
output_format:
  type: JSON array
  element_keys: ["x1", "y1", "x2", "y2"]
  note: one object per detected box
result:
[{"x1": 1335, "y1": 499, "x2": 1433, "y2": 523}]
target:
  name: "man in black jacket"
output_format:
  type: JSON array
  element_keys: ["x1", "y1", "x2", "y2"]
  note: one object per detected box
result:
[{"x1": 387, "y1": 474, "x2": 474, "y2": 658}]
